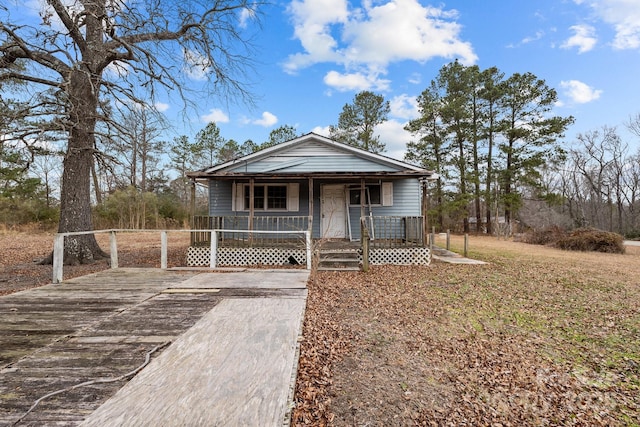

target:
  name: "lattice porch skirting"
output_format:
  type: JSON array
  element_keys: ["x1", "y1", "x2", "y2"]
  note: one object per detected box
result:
[
  {"x1": 187, "y1": 246, "x2": 307, "y2": 267},
  {"x1": 368, "y1": 247, "x2": 431, "y2": 265},
  {"x1": 187, "y1": 246, "x2": 430, "y2": 267}
]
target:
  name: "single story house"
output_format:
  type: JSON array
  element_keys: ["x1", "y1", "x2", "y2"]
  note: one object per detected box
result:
[{"x1": 186, "y1": 133, "x2": 435, "y2": 268}]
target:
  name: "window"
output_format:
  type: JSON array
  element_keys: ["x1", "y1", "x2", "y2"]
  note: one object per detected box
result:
[
  {"x1": 243, "y1": 184, "x2": 288, "y2": 211},
  {"x1": 267, "y1": 185, "x2": 287, "y2": 209},
  {"x1": 349, "y1": 184, "x2": 381, "y2": 206},
  {"x1": 245, "y1": 185, "x2": 265, "y2": 209},
  {"x1": 349, "y1": 182, "x2": 393, "y2": 207}
]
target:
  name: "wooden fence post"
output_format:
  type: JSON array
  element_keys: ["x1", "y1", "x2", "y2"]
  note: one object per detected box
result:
[
  {"x1": 53, "y1": 234, "x2": 64, "y2": 284},
  {"x1": 210, "y1": 230, "x2": 218, "y2": 269},
  {"x1": 160, "y1": 231, "x2": 168, "y2": 269},
  {"x1": 109, "y1": 230, "x2": 118, "y2": 269},
  {"x1": 361, "y1": 221, "x2": 370, "y2": 272},
  {"x1": 446, "y1": 229, "x2": 450, "y2": 251},
  {"x1": 306, "y1": 230, "x2": 312, "y2": 270},
  {"x1": 430, "y1": 226, "x2": 435, "y2": 253},
  {"x1": 464, "y1": 233, "x2": 469, "y2": 257}
]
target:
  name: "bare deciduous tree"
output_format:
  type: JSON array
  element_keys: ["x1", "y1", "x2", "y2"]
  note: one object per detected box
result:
[{"x1": 1, "y1": 0, "x2": 259, "y2": 264}]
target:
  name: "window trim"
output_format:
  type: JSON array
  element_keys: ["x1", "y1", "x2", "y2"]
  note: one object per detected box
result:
[
  {"x1": 231, "y1": 181, "x2": 300, "y2": 212},
  {"x1": 349, "y1": 184, "x2": 382, "y2": 207},
  {"x1": 242, "y1": 183, "x2": 289, "y2": 211},
  {"x1": 348, "y1": 182, "x2": 393, "y2": 207}
]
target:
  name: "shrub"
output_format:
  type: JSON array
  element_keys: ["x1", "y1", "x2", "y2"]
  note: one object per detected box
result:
[
  {"x1": 521, "y1": 225, "x2": 566, "y2": 246},
  {"x1": 555, "y1": 227, "x2": 625, "y2": 254}
]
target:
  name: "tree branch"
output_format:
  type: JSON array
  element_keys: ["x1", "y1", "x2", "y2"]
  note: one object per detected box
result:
[
  {"x1": 45, "y1": 0, "x2": 89, "y2": 54},
  {"x1": 0, "y1": 71, "x2": 62, "y2": 88},
  {"x1": 0, "y1": 24, "x2": 71, "y2": 76}
]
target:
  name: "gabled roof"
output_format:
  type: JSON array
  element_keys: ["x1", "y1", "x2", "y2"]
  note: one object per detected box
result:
[{"x1": 187, "y1": 132, "x2": 432, "y2": 180}]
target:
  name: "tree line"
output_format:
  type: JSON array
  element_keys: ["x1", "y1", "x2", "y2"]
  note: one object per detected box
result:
[
  {"x1": 399, "y1": 61, "x2": 640, "y2": 237},
  {"x1": 0, "y1": 97, "x2": 301, "y2": 229},
  {"x1": 403, "y1": 61, "x2": 574, "y2": 234},
  {"x1": 548, "y1": 121, "x2": 640, "y2": 237}
]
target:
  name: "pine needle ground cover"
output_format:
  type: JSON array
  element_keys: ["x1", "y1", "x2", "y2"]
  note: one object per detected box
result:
[{"x1": 293, "y1": 236, "x2": 640, "y2": 426}]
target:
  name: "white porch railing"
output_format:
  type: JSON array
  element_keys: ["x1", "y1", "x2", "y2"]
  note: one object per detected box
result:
[{"x1": 52, "y1": 229, "x2": 312, "y2": 284}]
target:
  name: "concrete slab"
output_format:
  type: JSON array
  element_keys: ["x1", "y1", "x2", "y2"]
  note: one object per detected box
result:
[
  {"x1": 175, "y1": 270, "x2": 309, "y2": 289},
  {"x1": 432, "y1": 254, "x2": 487, "y2": 264}
]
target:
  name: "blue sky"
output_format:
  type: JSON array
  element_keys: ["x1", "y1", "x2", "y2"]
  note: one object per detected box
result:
[
  {"x1": 11, "y1": 0, "x2": 640, "y2": 162},
  {"x1": 180, "y1": 0, "x2": 640, "y2": 161}
]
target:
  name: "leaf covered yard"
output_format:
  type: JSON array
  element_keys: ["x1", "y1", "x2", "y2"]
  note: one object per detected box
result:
[
  {"x1": 1, "y1": 232, "x2": 638, "y2": 425},
  {"x1": 292, "y1": 237, "x2": 640, "y2": 426}
]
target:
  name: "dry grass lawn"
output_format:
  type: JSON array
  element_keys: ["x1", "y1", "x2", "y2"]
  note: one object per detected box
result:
[
  {"x1": 293, "y1": 235, "x2": 640, "y2": 426},
  {"x1": 0, "y1": 230, "x2": 191, "y2": 295}
]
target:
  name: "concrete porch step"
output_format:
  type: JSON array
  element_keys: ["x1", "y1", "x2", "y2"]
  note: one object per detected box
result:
[
  {"x1": 317, "y1": 248, "x2": 361, "y2": 271},
  {"x1": 316, "y1": 266, "x2": 360, "y2": 272},
  {"x1": 320, "y1": 257, "x2": 359, "y2": 263}
]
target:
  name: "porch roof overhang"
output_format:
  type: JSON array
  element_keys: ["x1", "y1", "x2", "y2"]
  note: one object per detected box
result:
[{"x1": 187, "y1": 170, "x2": 434, "y2": 185}]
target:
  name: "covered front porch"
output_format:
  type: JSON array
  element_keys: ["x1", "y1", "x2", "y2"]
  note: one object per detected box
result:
[
  {"x1": 190, "y1": 214, "x2": 426, "y2": 248},
  {"x1": 186, "y1": 214, "x2": 430, "y2": 269},
  {"x1": 185, "y1": 133, "x2": 436, "y2": 269}
]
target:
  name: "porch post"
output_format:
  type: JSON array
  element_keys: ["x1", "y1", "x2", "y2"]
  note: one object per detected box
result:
[
  {"x1": 190, "y1": 180, "x2": 196, "y2": 220},
  {"x1": 249, "y1": 178, "x2": 254, "y2": 244},
  {"x1": 308, "y1": 177, "x2": 314, "y2": 235},
  {"x1": 421, "y1": 178, "x2": 428, "y2": 247},
  {"x1": 190, "y1": 180, "x2": 196, "y2": 245},
  {"x1": 360, "y1": 178, "x2": 365, "y2": 220}
]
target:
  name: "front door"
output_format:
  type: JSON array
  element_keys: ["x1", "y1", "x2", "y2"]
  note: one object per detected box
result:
[{"x1": 321, "y1": 184, "x2": 347, "y2": 238}]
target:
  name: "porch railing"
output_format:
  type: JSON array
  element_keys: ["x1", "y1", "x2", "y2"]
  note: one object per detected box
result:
[
  {"x1": 361, "y1": 215, "x2": 424, "y2": 248},
  {"x1": 191, "y1": 216, "x2": 310, "y2": 247}
]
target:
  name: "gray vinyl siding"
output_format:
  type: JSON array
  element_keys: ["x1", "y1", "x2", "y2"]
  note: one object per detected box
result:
[
  {"x1": 347, "y1": 179, "x2": 421, "y2": 240},
  {"x1": 208, "y1": 178, "x2": 420, "y2": 240},
  {"x1": 227, "y1": 155, "x2": 400, "y2": 173},
  {"x1": 310, "y1": 179, "x2": 421, "y2": 240},
  {"x1": 208, "y1": 180, "x2": 234, "y2": 214},
  {"x1": 208, "y1": 179, "x2": 310, "y2": 217}
]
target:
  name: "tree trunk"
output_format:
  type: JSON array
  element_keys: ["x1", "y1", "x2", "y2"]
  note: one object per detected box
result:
[
  {"x1": 485, "y1": 109, "x2": 494, "y2": 235},
  {"x1": 52, "y1": 68, "x2": 107, "y2": 264}
]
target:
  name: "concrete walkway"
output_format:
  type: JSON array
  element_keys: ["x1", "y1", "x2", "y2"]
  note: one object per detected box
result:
[
  {"x1": 0, "y1": 268, "x2": 308, "y2": 427},
  {"x1": 431, "y1": 247, "x2": 487, "y2": 265}
]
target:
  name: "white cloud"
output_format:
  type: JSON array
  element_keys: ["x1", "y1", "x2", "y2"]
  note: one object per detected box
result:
[
  {"x1": 252, "y1": 111, "x2": 278, "y2": 127},
  {"x1": 183, "y1": 49, "x2": 212, "y2": 81},
  {"x1": 521, "y1": 30, "x2": 545, "y2": 45},
  {"x1": 560, "y1": 80, "x2": 602, "y2": 104},
  {"x1": 284, "y1": 0, "x2": 349, "y2": 72},
  {"x1": 375, "y1": 119, "x2": 411, "y2": 161},
  {"x1": 561, "y1": 24, "x2": 597, "y2": 53},
  {"x1": 201, "y1": 108, "x2": 230, "y2": 123},
  {"x1": 154, "y1": 102, "x2": 170, "y2": 112},
  {"x1": 389, "y1": 94, "x2": 418, "y2": 120},
  {"x1": 323, "y1": 70, "x2": 390, "y2": 92},
  {"x1": 285, "y1": 0, "x2": 476, "y2": 89},
  {"x1": 579, "y1": 0, "x2": 640, "y2": 50},
  {"x1": 311, "y1": 125, "x2": 331, "y2": 136},
  {"x1": 408, "y1": 73, "x2": 422, "y2": 85},
  {"x1": 239, "y1": 4, "x2": 258, "y2": 28},
  {"x1": 341, "y1": 0, "x2": 476, "y2": 66}
]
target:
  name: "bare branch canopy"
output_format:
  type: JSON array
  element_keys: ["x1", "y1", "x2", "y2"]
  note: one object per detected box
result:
[{"x1": 0, "y1": 0, "x2": 262, "y2": 264}]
